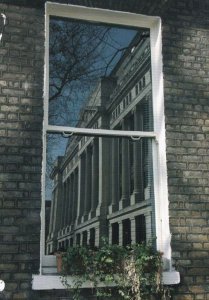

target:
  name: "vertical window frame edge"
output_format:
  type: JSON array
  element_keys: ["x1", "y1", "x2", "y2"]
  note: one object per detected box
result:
[{"x1": 150, "y1": 19, "x2": 172, "y2": 268}]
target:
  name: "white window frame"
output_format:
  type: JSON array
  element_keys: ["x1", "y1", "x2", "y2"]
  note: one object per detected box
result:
[{"x1": 32, "y1": 1, "x2": 180, "y2": 289}]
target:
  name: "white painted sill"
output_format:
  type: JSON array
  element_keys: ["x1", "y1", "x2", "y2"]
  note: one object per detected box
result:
[{"x1": 32, "y1": 271, "x2": 180, "y2": 290}]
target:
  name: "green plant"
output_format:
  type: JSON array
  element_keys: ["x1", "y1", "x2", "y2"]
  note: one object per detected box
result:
[
  {"x1": 62, "y1": 245, "x2": 93, "y2": 275},
  {"x1": 60, "y1": 241, "x2": 170, "y2": 300}
]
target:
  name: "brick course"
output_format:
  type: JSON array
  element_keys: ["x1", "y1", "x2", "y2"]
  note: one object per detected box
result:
[{"x1": 0, "y1": 0, "x2": 209, "y2": 299}]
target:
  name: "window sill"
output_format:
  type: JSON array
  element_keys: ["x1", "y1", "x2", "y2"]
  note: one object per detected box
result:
[{"x1": 32, "y1": 271, "x2": 180, "y2": 290}]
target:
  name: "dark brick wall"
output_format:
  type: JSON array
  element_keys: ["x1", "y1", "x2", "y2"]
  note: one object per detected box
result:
[
  {"x1": 0, "y1": 1, "x2": 209, "y2": 299},
  {"x1": 162, "y1": 2, "x2": 209, "y2": 300},
  {"x1": 0, "y1": 3, "x2": 44, "y2": 300}
]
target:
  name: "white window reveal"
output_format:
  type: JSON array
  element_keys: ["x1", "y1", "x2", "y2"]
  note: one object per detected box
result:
[{"x1": 32, "y1": 1, "x2": 180, "y2": 289}]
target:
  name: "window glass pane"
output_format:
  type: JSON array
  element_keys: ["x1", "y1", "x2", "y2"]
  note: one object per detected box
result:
[
  {"x1": 48, "y1": 17, "x2": 152, "y2": 130},
  {"x1": 45, "y1": 133, "x2": 155, "y2": 254},
  {"x1": 46, "y1": 17, "x2": 155, "y2": 256}
]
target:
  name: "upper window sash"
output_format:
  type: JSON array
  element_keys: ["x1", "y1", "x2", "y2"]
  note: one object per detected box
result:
[{"x1": 44, "y1": 2, "x2": 162, "y2": 136}]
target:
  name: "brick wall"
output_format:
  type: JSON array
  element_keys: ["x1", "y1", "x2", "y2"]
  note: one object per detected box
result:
[
  {"x1": 162, "y1": 2, "x2": 209, "y2": 299},
  {"x1": 0, "y1": 3, "x2": 44, "y2": 299},
  {"x1": 0, "y1": 1, "x2": 209, "y2": 299}
]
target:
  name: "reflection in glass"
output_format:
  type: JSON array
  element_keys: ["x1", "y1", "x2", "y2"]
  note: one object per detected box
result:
[
  {"x1": 46, "y1": 19, "x2": 155, "y2": 255},
  {"x1": 48, "y1": 17, "x2": 151, "y2": 128},
  {"x1": 46, "y1": 134, "x2": 154, "y2": 254}
]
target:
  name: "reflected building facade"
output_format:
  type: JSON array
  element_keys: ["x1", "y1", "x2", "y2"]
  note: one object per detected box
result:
[{"x1": 46, "y1": 34, "x2": 155, "y2": 254}]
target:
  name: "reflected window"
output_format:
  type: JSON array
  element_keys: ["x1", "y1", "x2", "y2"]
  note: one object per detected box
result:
[
  {"x1": 112, "y1": 223, "x2": 119, "y2": 245},
  {"x1": 89, "y1": 228, "x2": 95, "y2": 248},
  {"x1": 135, "y1": 215, "x2": 146, "y2": 243},
  {"x1": 82, "y1": 231, "x2": 88, "y2": 247},
  {"x1": 123, "y1": 219, "x2": 131, "y2": 247},
  {"x1": 76, "y1": 233, "x2": 81, "y2": 246}
]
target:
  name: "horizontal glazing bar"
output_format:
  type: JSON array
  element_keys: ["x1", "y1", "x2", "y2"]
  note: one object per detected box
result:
[{"x1": 46, "y1": 125, "x2": 158, "y2": 140}]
